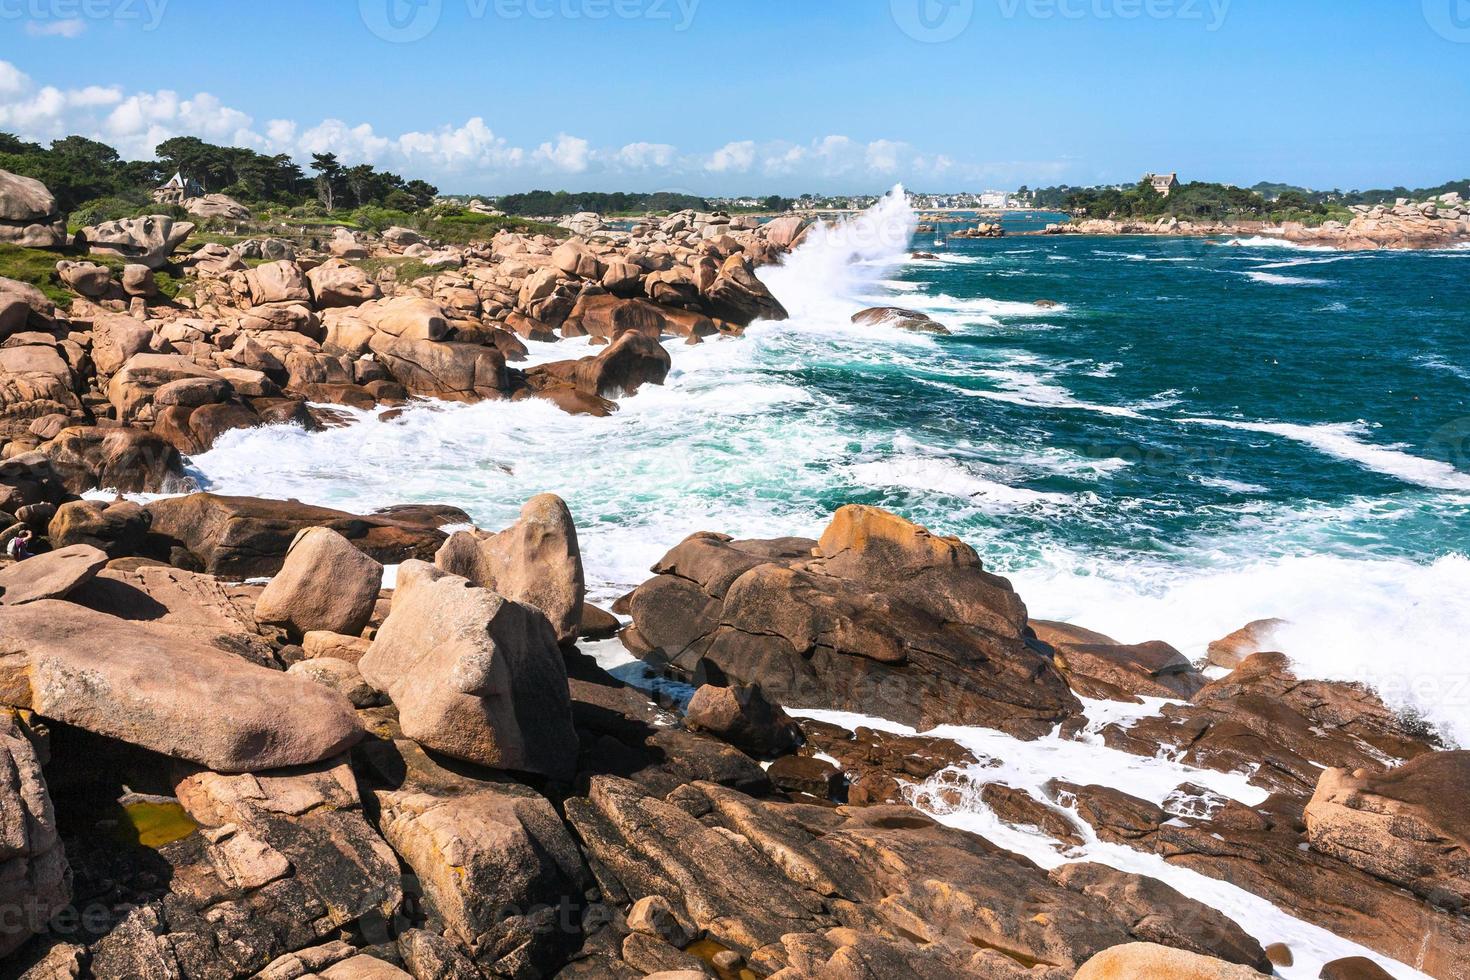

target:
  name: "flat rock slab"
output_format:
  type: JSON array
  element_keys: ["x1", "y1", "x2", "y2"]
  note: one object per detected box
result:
[
  {"x1": 0, "y1": 600, "x2": 363, "y2": 771},
  {"x1": 0, "y1": 544, "x2": 107, "y2": 605}
]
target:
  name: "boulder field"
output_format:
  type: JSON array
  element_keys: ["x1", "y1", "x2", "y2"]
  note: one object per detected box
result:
[
  {"x1": 0, "y1": 487, "x2": 1457, "y2": 979},
  {"x1": 0, "y1": 171, "x2": 1462, "y2": 978},
  {"x1": 1, "y1": 167, "x2": 798, "y2": 480}
]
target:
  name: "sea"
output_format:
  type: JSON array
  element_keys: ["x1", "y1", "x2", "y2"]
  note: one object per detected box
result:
[{"x1": 187, "y1": 189, "x2": 1469, "y2": 977}]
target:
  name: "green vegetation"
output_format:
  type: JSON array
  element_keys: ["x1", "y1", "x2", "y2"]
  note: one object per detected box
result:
[
  {"x1": 1027, "y1": 179, "x2": 1354, "y2": 224},
  {"x1": 348, "y1": 204, "x2": 563, "y2": 242},
  {"x1": 492, "y1": 189, "x2": 708, "y2": 217},
  {"x1": 1027, "y1": 175, "x2": 1466, "y2": 224},
  {"x1": 0, "y1": 243, "x2": 183, "y2": 309},
  {"x1": 0, "y1": 243, "x2": 81, "y2": 307},
  {"x1": 1, "y1": 131, "x2": 439, "y2": 223},
  {"x1": 355, "y1": 256, "x2": 440, "y2": 284}
]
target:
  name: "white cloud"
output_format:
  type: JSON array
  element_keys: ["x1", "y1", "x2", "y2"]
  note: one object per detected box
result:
[
  {"x1": 25, "y1": 19, "x2": 86, "y2": 39},
  {"x1": 865, "y1": 139, "x2": 905, "y2": 174},
  {"x1": 707, "y1": 140, "x2": 756, "y2": 173},
  {"x1": 533, "y1": 133, "x2": 590, "y2": 173},
  {"x1": 0, "y1": 59, "x2": 1018, "y2": 192},
  {"x1": 609, "y1": 141, "x2": 677, "y2": 170}
]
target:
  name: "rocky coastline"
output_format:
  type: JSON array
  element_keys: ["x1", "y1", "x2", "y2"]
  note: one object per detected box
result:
[
  {"x1": 1042, "y1": 191, "x2": 1470, "y2": 250},
  {"x1": 0, "y1": 169, "x2": 1465, "y2": 979}
]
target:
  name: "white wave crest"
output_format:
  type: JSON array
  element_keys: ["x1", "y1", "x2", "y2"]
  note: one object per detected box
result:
[
  {"x1": 1179, "y1": 417, "x2": 1470, "y2": 491},
  {"x1": 847, "y1": 456, "x2": 1071, "y2": 509},
  {"x1": 1011, "y1": 550, "x2": 1470, "y2": 750},
  {"x1": 1220, "y1": 235, "x2": 1337, "y2": 252}
]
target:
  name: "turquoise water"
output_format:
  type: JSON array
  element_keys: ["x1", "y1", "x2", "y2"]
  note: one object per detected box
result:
[{"x1": 192, "y1": 194, "x2": 1470, "y2": 743}]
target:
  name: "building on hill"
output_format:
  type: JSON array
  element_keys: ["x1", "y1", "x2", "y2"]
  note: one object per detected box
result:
[
  {"x1": 153, "y1": 171, "x2": 204, "y2": 205},
  {"x1": 1144, "y1": 172, "x2": 1180, "y2": 197}
]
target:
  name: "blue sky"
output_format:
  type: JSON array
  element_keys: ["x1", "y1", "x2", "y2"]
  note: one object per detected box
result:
[{"x1": 1, "y1": 0, "x2": 1467, "y2": 195}]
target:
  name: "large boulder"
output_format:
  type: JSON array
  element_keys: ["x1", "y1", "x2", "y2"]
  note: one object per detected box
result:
[
  {"x1": 183, "y1": 193, "x2": 250, "y2": 221},
  {"x1": 360, "y1": 296, "x2": 448, "y2": 341},
  {"x1": 255, "y1": 526, "x2": 384, "y2": 637},
  {"x1": 0, "y1": 714, "x2": 70, "y2": 959},
  {"x1": 1305, "y1": 751, "x2": 1470, "y2": 912},
  {"x1": 37, "y1": 426, "x2": 186, "y2": 494},
  {"x1": 763, "y1": 214, "x2": 811, "y2": 249},
  {"x1": 375, "y1": 780, "x2": 590, "y2": 975},
  {"x1": 622, "y1": 505, "x2": 1080, "y2": 736},
  {"x1": 562, "y1": 293, "x2": 666, "y2": 340},
  {"x1": 89, "y1": 313, "x2": 153, "y2": 378},
  {"x1": 684, "y1": 683, "x2": 800, "y2": 756},
  {"x1": 701, "y1": 254, "x2": 787, "y2": 325},
  {"x1": 358, "y1": 561, "x2": 578, "y2": 778},
  {"x1": 0, "y1": 600, "x2": 363, "y2": 770},
  {"x1": 1073, "y1": 943, "x2": 1269, "y2": 979},
  {"x1": 54, "y1": 259, "x2": 112, "y2": 297},
  {"x1": 107, "y1": 353, "x2": 223, "y2": 424},
  {"x1": 81, "y1": 214, "x2": 195, "y2": 268},
  {"x1": 246, "y1": 260, "x2": 312, "y2": 306},
  {"x1": 308, "y1": 259, "x2": 381, "y2": 308},
  {"x1": 48, "y1": 498, "x2": 151, "y2": 557},
  {"x1": 527, "y1": 329, "x2": 670, "y2": 400},
  {"x1": 550, "y1": 239, "x2": 604, "y2": 279},
  {"x1": 434, "y1": 494, "x2": 584, "y2": 646},
  {"x1": 0, "y1": 543, "x2": 107, "y2": 605},
  {"x1": 143, "y1": 493, "x2": 464, "y2": 578},
  {"x1": 368, "y1": 334, "x2": 508, "y2": 402},
  {"x1": 0, "y1": 169, "x2": 66, "y2": 248}
]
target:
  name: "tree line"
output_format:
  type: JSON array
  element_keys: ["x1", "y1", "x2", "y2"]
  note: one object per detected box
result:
[
  {"x1": 0, "y1": 132, "x2": 437, "y2": 223},
  {"x1": 1022, "y1": 176, "x2": 1467, "y2": 222},
  {"x1": 492, "y1": 189, "x2": 710, "y2": 216}
]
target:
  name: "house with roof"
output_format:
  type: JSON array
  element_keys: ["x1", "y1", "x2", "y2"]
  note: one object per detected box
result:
[
  {"x1": 153, "y1": 172, "x2": 205, "y2": 205},
  {"x1": 1143, "y1": 172, "x2": 1180, "y2": 197}
]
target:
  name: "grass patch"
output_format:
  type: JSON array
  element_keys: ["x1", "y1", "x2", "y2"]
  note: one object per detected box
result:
[
  {"x1": 1, "y1": 243, "x2": 185, "y2": 308},
  {"x1": 0, "y1": 243, "x2": 81, "y2": 308},
  {"x1": 355, "y1": 256, "x2": 439, "y2": 284}
]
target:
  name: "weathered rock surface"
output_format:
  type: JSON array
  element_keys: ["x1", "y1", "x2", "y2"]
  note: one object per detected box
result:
[
  {"x1": 851, "y1": 306, "x2": 951, "y2": 335},
  {"x1": 684, "y1": 683, "x2": 800, "y2": 757},
  {"x1": 69, "y1": 561, "x2": 275, "y2": 664},
  {"x1": 255, "y1": 526, "x2": 384, "y2": 637},
  {"x1": 1087, "y1": 652, "x2": 1435, "y2": 798},
  {"x1": 0, "y1": 170, "x2": 66, "y2": 248},
  {"x1": 0, "y1": 714, "x2": 70, "y2": 959},
  {"x1": 38, "y1": 426, "x2": 186, "y2": 494},
  {"x1": 81, "y1": 215, "x2": 195, "y2": 268},
  {"x1": 0, "y1": 600, "x2": 363, "y2": 771},
  {"x1": 174, "y1": 759, "x2": 402, "y2": 948},
  {"x1": 434, "y1": 493, "x2": 584, "y2": 645},
  {"x1": 358, "y1": 561, "x2": 578, "y2": 778},
  {"x1": 143, "y1": 493, "x2": 464, "y2": 578},
  {"x1": 622, "y1": 505, "x2": 1079, "y2": 736},
  {"x1": 568, "y1": 776, "x2": 1270, "y2": 976},
  {"x1": 1305, "y1": 751, "x2": 1470, "y2": 913},
  {"x1": 1073, "y1": 942, "x2": 1269, "y2": 979},
  {"x1": 183, "y1": 193, "x2": 250, "y2": 221},
  {"x1": 48, "y1": 499, "x2": 152, "y2": 558},
  {"x1": 0, "y1": 544, "x2": 107, "y2": 605}
]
